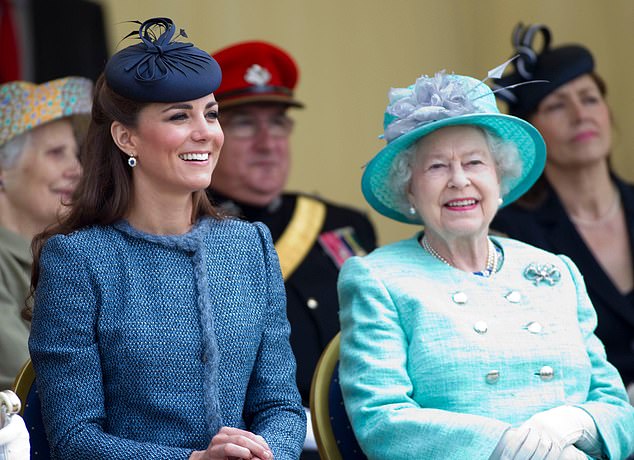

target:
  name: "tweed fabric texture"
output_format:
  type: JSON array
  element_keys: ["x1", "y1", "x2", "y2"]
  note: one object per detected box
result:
[
  {"x1": 338, "y1": 234, "x2": 634, "y2": 460},
  {"x1": 29, "y1": 217, "x2": 305, "y2": 459},
  {"x1": 0, "y1": 77, "x2": 92, "y2": 147}
]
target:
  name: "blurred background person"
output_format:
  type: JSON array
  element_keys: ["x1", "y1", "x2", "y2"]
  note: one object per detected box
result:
[
  {"x1": 491, "y1": 23, "x2": 634, "y2": 402},
  {"x1": 207, "y1": 40, "x2": 376, "y2": 459},
  {"x1": 0, "y1": 76, "x2": 92, "y2": 390},
  {"x1": 339, "y1": 69, "x2": 634, "y2": 459},
  {"x1": 28, "y1": 18, "x2": 305, "y2": 459},
  {"x1": 0, "y1": 389, "x2": 29, "y2": 459}
]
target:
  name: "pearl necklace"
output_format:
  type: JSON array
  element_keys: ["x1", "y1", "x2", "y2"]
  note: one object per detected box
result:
[{"x1": 421, "y1": 236, "x2": 499, "y2": 277}]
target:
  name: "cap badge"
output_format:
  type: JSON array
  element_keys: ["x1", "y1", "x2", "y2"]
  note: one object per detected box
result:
[{"x1": 244, "y1": 64, "x2": 272, "y2": 86}]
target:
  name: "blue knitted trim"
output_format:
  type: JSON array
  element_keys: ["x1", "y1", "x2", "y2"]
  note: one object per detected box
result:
[{"x1": 112, "y1": 217, "x2": 223, "y2": 435}]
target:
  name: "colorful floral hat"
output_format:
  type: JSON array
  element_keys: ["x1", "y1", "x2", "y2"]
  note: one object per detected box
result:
[
  {"x1": 362, "y1": 71, "x2": 546, "y2": 224},
  {"x1": 0, "y1": 76, "x2": 93, "y2": 148}
]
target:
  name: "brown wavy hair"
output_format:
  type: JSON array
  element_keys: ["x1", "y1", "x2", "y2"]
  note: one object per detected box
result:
[{"x1": 25, "y1": 74, "x2": 221, "y2": 320}]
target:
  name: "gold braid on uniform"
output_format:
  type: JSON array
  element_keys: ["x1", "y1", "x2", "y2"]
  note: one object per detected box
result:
[{"x1": 275, "y1": 196, "x2": 326, "y2": 280}]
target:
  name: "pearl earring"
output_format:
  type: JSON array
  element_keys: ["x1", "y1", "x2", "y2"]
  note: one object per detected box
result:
[
  {"x1": 408, "y1": 205, "x2": 417, "y2": 216},
  {"x1": 497, "y1": 197, "x2": 503, "y2": 206},
  {"x1": 128, "y1": 156, "x2": 137, "y2": 168}
]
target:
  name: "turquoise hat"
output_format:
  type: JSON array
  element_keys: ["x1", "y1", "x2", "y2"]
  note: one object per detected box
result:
[{"x1": 362, "y1": 72, "x2": 546, "y2": 224}]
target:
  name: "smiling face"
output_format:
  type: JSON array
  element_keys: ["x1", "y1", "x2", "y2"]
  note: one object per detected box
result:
[
  {"x1": 529, "y1": 74, "x2": 611, "y2": 172},
  {"x1": 408, "y1": 125, "x2": 501, "y2": 241},
  {"x1": 210, "y1": 103, "x2": 292, "y2": 206},
  {"x1": 1, "y1": 118, "x2": 81, "y2": 231},
  {"x1": 113, "y1": 93, "x2": 224, "y2": 201}
]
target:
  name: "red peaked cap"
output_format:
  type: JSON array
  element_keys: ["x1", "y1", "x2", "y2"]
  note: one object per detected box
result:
[{"x1": 211, "y1": 40, "x2": 304, "y2": 109}]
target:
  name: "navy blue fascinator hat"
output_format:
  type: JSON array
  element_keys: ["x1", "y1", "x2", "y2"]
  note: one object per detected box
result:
[
  {"x1": 492, "y1": 23, "x2": 594, "y2": 118},
  {"x1": 105, "y1": 17, "x2": 221, "y2": 102}
]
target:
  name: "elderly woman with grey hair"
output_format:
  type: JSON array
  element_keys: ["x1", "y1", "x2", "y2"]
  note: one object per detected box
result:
[
  {"x1": 0, "y1": 77, "x2": 92, "y2": 391},
  {"x1": 337, "y1": 70, "x2": 634, "y2": 460}
]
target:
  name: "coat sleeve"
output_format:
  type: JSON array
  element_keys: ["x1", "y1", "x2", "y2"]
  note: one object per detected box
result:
[
  {"x1": 29, "y1": 235, "x2": 194, "y2": 460},
  {"x1": 338, "y1": 256, "x2": 510, "y2": 460},
  {"x1": 242, "y1": 222, "x2": 306, "y2": 459},
  {"x1": 0, "y1": 281, "x2": 29, "y2": 390},
  {"x1": 559, "y1": 255, "x2": 634, "y2": 459}
]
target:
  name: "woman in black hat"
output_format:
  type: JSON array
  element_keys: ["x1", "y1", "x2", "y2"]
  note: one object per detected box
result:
[
  {"x1": 492, "y1": 23, "x2": 634, "y2": 403},
  {"x1": 26, "y1": 17, "x2": 305, "y2": 459}
]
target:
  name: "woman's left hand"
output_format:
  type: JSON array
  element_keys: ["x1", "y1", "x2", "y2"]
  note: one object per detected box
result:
[
  {"x1": 520, "y1": 406, "x2": 602, "y2": 457},
  {"x1": 191, "y1": 426, "x2": 273, "y2": 460}
]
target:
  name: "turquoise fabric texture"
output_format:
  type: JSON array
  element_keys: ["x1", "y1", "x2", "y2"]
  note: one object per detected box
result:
[
  {"x1": 338, "y1": 234, "x2": 634, "y2": 460},
  {"x1": 29, "y1": 217, "x2": 305, "y2": 459}
]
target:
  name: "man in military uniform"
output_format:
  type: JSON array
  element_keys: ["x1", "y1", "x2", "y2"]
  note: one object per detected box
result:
[{"x1": 208, "y1": 41, "x2": 376, "y2": 458}]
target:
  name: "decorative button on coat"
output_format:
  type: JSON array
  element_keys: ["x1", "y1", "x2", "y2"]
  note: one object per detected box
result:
[
  {"x1": 452, "y1": 292, "x2": 468, "y2": 304},
  {"x1": 306, "y1": 298, "x2": 319, "y2": 309},
  {"x1": 505, "y1": 290, "x2": 521, "y2": 303},
  {"x1": 485, "y1": 370, "x2": 500, "y2": 384},
  {"x1": 538, "y1": 366, "x2": 554, "y2": 381},
  {"x1": 473, "y1": 321, "x2": 488, "y2": 334},
  {"x1": 526, "y1": 321, "x2": 543, "y2": 334}
]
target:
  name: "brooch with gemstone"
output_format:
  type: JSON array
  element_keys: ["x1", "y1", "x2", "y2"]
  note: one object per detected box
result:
[{"x1": 523, "y1": 263, "x2": 561, "y2": 286}]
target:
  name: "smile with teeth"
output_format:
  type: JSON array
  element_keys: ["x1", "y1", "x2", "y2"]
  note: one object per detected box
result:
[
  {"x1": 446, "y1": 199, "x2": 477, "y2": 207},
  {"x1": 178, "y1": 153, "x2": 209, "y2": 161}
]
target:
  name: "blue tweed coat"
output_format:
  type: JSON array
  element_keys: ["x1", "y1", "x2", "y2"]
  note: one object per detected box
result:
[
  {"x1": 29, "y1": 217, "x2": 306, "y2": 459},
  {"x1": 339, "y1": 233, "x2": 634, "y2": 460}
]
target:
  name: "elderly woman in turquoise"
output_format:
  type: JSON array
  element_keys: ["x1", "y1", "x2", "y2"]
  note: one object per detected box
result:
[
  {"x1": 27, "y1": 18, "x2": 305, "y2": 460},
  {"x1": 338, "y1": 70, "x2": 634, "y2": 459}
]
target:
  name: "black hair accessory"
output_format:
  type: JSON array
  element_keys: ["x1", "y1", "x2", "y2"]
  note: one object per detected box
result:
[{"x1": 492, "y1": 22, "x2": 594, "y2": 117}]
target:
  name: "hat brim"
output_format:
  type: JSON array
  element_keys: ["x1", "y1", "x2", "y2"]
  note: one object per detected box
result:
[
  {"x1": 218, "y1": 93, "x2": 304, "y2": 109},
  {"x1": 362, "y1": 113, "x2": 546, "y2": 224},
  {"x1": 0, "y1": 77, "x2": 93, "y2": 148}
]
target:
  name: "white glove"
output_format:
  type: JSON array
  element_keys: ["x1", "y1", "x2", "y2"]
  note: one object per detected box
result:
[
  {"x1": 0, "y1": 414, "x2": 30, "y2": 460},
  {"x1": 489, "y1": 426, "x2": 563, "y2": 460},
  {"x1": 521, "y1": 405, "x2": 603, "y2": 458},
  {"x1": 560, "y1": 445, "x2": 589, "y2": 460}
]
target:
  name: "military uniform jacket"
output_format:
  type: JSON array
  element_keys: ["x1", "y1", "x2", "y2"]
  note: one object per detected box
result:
[
  {"x1": 210, "y1": 192, "x2": 376, "y2": 404},
  {"x1": 338, "y1": 234, "x2": 634, "y2": 460},
  {"x1": 492, "y1": 176, "x2": 634, "y2": 388}
]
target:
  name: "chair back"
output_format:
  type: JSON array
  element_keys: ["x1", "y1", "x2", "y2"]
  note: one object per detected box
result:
[
  {"x1": 13, "y1": 359, "x2": 50, "y2": 458},
  {"x1": 310, "y1": 332, "x2": 367, "y2": 460}
]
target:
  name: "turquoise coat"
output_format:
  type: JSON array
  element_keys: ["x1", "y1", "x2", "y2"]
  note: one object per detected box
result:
[{"x1": 338, "y1": 233, "x2": 634, "y2": 460}]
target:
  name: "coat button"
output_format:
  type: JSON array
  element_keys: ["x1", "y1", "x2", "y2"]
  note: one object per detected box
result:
[
  {"x1": 537, "y1": 366, "x2": 554, "y2": 381},
  {"x1": 485, "y1": 370, "x2": 500, "y2": 384},
  {"x1": 201, "y1": 353, "x2": 208, "y2": 363},
  {"x1": 505, "y1": 290, "x2": 521, "y2": 303},
  {"x1": 452, "y1": 291, "x2": 468, "y2": 304},
  {"x1": 307, "y1": 298, "x2": 319, "y2": 309},
  {"x1": 525, "y1": 321, "x2": 543, "y2": 334},
  {"x1": 473, "y1": 321, "x2": 488, "y2": 334}
]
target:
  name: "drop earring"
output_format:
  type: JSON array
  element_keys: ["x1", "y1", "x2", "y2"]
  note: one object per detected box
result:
[
  {"x1": 497, "y1": 197, "x2": 503, "y2": 206},
  {"x1": 408, "y1": 205, "x2": 417, "y2": 216},
  {"x1": 128, "y1": 156, "x2": 137, "y2": 168}
]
